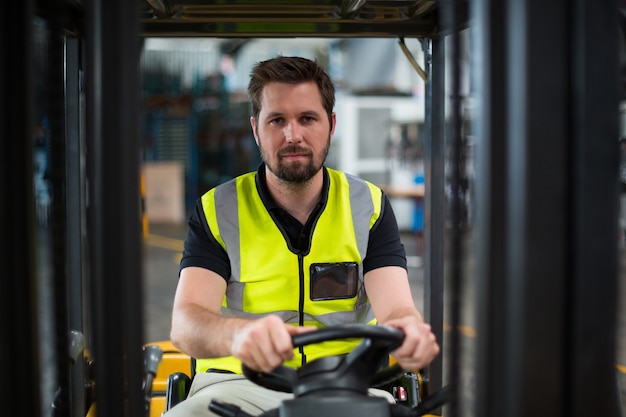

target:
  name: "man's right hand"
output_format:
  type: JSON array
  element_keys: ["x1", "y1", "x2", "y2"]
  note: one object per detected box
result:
[{"x1": 230, "y1": 315, "x2": 315, "y2": 373}]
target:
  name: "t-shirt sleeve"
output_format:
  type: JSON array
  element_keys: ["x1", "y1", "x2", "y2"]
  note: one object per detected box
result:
[
  {"x1": 362, "y1": 193, "x2": 408, "y2": 274},
  {"x1": 178, "y1": 199, "x2": 231, "y2": 282}
]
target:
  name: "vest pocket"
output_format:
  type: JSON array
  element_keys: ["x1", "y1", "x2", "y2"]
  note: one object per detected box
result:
[{"x1": 310, "y1": 262, "x2": 358, "y2": 301}]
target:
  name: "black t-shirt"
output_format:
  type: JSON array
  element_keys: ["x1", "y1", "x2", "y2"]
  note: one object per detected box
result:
[{"x1": 179, "y1": 166, "x2": 407, "y2": 281}]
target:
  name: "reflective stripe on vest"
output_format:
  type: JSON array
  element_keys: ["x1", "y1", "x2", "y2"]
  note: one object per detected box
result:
[{"x1": 196, "y1": 168, "x2": 383, "y2": 373}]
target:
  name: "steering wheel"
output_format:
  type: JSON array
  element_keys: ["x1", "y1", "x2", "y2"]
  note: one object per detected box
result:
[{"x1": 241, "y1": 324, "x2": 406, "y2": 398}]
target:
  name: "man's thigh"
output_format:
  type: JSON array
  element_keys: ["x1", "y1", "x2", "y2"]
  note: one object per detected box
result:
[
  {"x1": 163, "y1": 372, "x2": 293, "y2": 417},
  {"x1": 163, "y1": 372, "x2": 395, "y2": 417}
]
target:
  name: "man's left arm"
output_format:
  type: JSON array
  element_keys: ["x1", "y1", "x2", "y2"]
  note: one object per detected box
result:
[{"x1": 364, "y1": 266, "x2": 440, "y2": 371}]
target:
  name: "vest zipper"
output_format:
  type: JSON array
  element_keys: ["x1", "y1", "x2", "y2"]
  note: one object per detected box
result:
[{"x1": 298, "y1": 253, "x2": 307, "y2": 366}]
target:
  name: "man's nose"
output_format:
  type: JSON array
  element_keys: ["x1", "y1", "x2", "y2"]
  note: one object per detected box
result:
[{"x1": 284, "y1": 121, "x2": 303, "y2": 143}]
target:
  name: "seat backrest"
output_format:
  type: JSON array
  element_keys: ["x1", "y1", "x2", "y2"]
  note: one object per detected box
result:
[{"x1": 144, "y1": 341, "x2": 194, "y2": 417}]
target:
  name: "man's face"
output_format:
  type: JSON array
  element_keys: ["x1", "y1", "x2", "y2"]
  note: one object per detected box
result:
[{"x1": 251, "y1": 81, "x2": 335, "y2": 183}]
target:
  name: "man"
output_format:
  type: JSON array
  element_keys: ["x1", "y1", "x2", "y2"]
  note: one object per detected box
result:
[{"x1": 165, "y1": 56, "x2": 439, "y2": 416}]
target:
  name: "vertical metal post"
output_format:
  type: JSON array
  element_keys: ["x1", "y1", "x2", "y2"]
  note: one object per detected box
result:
[
  {"x1": 568, "y1": 1, "x2": 620, "y2": 415},
  {"x1": 422, "y1": 36, "x2": 446, "y2": 402},
  {"x1": 439, "y1": 1, "x2": 464, "y2": 415},
  {"x1": 46, "y1": 1, "x2": 71, "y2": 413},
  {"x1": 86, "y1": 1, "x2": 144, "y2": 416},
  {"x1": 473, "y1": 0, "x2": 620, "y2": 415},
  {"x1": 0, "y1": 1, "x2": 42, "y2": 416},
  {"x1": 472, "y1": 0, "x2": 510, "y2": 415},
  {"x1": 65, "y1": 36, "x2": 87, "y2": 417}
]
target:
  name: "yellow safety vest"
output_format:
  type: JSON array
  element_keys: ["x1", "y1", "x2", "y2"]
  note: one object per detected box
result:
[{"x1": 196, "y1": 168, "x2": 383, "y2": 374}]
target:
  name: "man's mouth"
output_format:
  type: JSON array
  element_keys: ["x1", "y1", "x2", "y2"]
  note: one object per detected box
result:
[
  {"x1": 280, "y1": 148, "x2": 310, "y2": 159},
  {"x1": 282, "y1": 153, "x2": 308, "y2": 161}
]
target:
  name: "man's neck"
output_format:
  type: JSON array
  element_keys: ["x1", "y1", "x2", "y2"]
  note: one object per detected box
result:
[{"x1": 265, "y1": 169, "x2": 324, "y2": 224}]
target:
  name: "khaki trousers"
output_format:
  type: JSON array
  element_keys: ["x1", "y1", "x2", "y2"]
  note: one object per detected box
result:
[{"x1": 162, "y1": 372, "x2": 395, "y2": 417}]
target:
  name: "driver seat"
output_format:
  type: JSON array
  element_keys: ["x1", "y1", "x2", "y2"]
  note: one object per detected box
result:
[{"x1": 143, "y1": 341, "x2": 195, "y2": 417}]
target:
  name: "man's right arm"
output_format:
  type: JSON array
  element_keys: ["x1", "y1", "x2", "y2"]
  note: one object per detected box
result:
[{"x1": 170, "y1": 266, "x2": 246, "y2": 359}]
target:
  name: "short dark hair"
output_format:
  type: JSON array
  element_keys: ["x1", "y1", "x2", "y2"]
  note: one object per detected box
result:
[{"x1": 248, "y1": 56, "x2": 335, "y2": 127}]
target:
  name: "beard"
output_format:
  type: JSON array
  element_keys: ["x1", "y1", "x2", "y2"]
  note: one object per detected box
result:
[{"x1": 259, "y1": 136, "x2": 330, "y2": 183}]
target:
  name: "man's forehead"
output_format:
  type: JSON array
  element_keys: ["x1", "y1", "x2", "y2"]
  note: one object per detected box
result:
[
  {"x1": 259, "y1": 82, "x2": 324, "y2": 112},
  {"x1": 260, "y1": 81, "x2": 319, "y2": 97}
]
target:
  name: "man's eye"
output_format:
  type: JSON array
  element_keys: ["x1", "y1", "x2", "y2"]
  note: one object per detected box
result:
[
  {"x1": 270, "y1": 117, "x2": 284, "y2": 125},
  {"x1": 301, "y1": 116, "x2": 315, "y2": 123}
]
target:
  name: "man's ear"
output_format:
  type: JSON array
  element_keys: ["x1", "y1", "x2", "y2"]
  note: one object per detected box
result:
[
  {"x1": 329, "y1": 112, "x2": 337, "y2": 140},
  {"x1": 250, "y1": 116, "x2": 260, "y2": 145}
]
